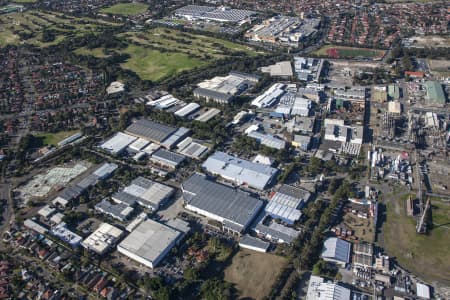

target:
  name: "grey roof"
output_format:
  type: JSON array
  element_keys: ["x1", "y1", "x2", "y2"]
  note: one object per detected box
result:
[
  {"x1": 194, "y1": 88, "x2": 233, "y2": 103},
  {"x1": 151, "y1": 148, "x2": 185, "y2": 166},
  {"x1": 161, "y1": 127, "x2": 190, "y2": 149},
  {"x1": 266, "y1": 185, "x2": 310, "y2": 223},
  {"x1": 182, "y1": 174, "x2": 264, "y2": 230},
  {"x1": 126, "y1": 119, "x2": 177, "y2": 143},
  {"x1": 77, "y1": 174, "x2": 98, "y2": 190},
  {"x1": 95, "y1": 199, "x2": 134, "y2": 221},
  {"x1": 58, "y1": 185, "x2": 85, "y2": 201},
  {"x1": 278, "y1": 185, "x2": 311, "y2": 200},
  {"x1": 253, "y1": 214, "x2": 300, "y2": 244},
  {"x1": 247, "y1": 131, "x2": 286, "y2": 150},
  {"x1": 111, "y1": 191, "x2": 138, "y2": 206},
  {"x1": 239, "y1": 234, "x2": 270, "y2": 251},
  {"x1": 321, "y1": 237, "x2": 351, "y2": 264},
  {"x1": 117, "y1": 219, "x2": 182, "y2": 268},
  {"x1": 202, "y1": 151, "x2": 279, "y2": 190}
]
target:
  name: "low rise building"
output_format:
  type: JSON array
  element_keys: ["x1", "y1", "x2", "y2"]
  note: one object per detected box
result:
[
  {"x1": 321, "y1": 237, "x2": 351, "y2": 267},
  {"x1": 306, "y1": 275, "x2": 351, "y2": 300},
  {"x1": 81, "y1": 223, "x2": 124, "y2": 255}
]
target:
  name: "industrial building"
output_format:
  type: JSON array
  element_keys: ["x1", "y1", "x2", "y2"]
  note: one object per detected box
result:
[
  {"x1": 292, "y1": 135, "x2": 312, "y2": 151},
  {"x1": 100, "y1": 132, "x2": 137, "y2": 155},
  {"x1": 194, "y1": 72, "x2": 259, "y2": 104},
  {"x1": 50, "y1": 223, "x2": 83, "y2": 247},
  {"x1": 286, "y1": 116, "x2": 315, "y2": 134},
  {"x1": 251, "y1": 83, "x2": 286, "y2": 108},
  {"x1": 260, "y1": 61, "x2": 293, "y2": 78},
  {"x1": 245, "y1": 16, "x2": 319, "y2": 47},
  {"x1": 117, "y1": 219, "x2": 187, "y2": 269},
  {"x1": 424, "y1": 81, "x2": 446, "y2": 106},
  {"x1": 276, "y1": 91, "x2": 312, "y2": 116},
  {"x1": 81, "y1": 223, "x2": 124, "y2": 255},
  {"x1": 182, "y1": 173, "x2": 264, "y2": 234},
  {"x1": 112, "y1": 177, "x2": 174, "y2": 211},
  {"x1": 239, "y1": 235, "x2": 270, "y2": 253},
  {"x1": 324, "y1": 119, "x2": 364, "y2": 145},
  {"x1": 266, "y1": 185, "x2": 311, "y2": 224},
  {"x1": 150, "y1": 148, "x2": 186, "y2": 169},
  {"x1": 321, "y1": 237, "x2": 351, "y2": 267},
  {"x1": 294, "y1": 57, "x2": 324, "y2": 83},
  {"x1": 202, "y1": 151, "x2": 279, "y2": 190},
  {"x1": 253, "y1": 214, "x2": 300, "y2": 244},
  {"x1": 306, "y1": 275, "x2": 351, "y2": 300},
  {"x1": 176, "y1": 137, "x2": 209, "y2": 159},
  {"x1": 95, "y1": 199, "x2": 134, "y2": 222},
  {"x1": 245, "y1": 125, "x2": 286, "y2": 150},
  {"x1": 194, "y1": 108, "x2": 221, "y2": 123},
  {"x1": 174, "y1": 103, "x2": 200, "y2": 118},
  {"x1": 125, "y1": 119, "x2": 178, "y2": 145},
  {"x1": 174, "y1": 5, "x2": 256, "y2": 23}
]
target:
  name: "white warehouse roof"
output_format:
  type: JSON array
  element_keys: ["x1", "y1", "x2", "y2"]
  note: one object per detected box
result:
[
  {"x1": 81, "y1": 223, "x2": 123, "y2": 255},
  {"x1": 117, "y1": 219, "x2": 182, "y2": 268},
  {"x1": 100, "y1": 132, "x2": 137, "y2": 154},
  {"x1": 306, "y1": 275, "x2": 351, "y2": 300},
  {"x1": 321, "y1": 237, "x2": 351, "y2": 265}
]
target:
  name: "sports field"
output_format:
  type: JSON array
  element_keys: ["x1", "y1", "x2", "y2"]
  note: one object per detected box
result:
[
  {"x1": 35, "y1": 130, "x2": 80, "y2": 146},
  {"x1": 100, "y1": 3, "x2": 148, "y2": 16},
  {"x1": 0, "y1": 10, "x2": 119, "y2": 47},
  {"x1": 313, "y1": 45, "x2": 385, "y2": 59},
  {"x1": 382, "y1": 194, "x2": 450, "y2": 284},
  {"x1": 224, "y1": 249, "x2": 287, "y2": 299}
]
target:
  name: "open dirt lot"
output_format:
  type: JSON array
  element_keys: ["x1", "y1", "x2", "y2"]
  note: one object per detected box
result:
[{"x1": 224, "y1": 249, "x2": 287, "y2": 300}]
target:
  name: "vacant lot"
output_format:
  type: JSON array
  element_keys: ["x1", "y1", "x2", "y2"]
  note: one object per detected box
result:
[
  {"x1": 383, "y1": 194, "x2": 450, "y2": 284},
  {"x1": 224, "y1": 249, "x2": 287, "y2": 300},
  {"x1": 0, "y1": 10, "x2": 119, "y2": 47},
  {"x1": 100, "y1": 2, "x2": 148, "y2": 16},
  {"x1": 313, "y1": 45, "x2": 385, "y2": 59},
  {"x1": 342, "y1": 212, "x2": 375, "y2": 243},
  {"x1": 429, "y1": 59, "x2": 450, "y2": 76},
  {"x1": 35, "y1": 130, "x2": 79, "y2": 146}
]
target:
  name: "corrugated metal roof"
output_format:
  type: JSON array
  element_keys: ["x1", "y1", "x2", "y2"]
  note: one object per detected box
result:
[{"x1": 126, "y1": 119, "x2": 177, "y2": 143}]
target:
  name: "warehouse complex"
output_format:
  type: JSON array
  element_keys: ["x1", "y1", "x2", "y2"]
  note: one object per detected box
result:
[
  {"x1": 321, "y1": 237, "x2": 352, "y2": 267},
  {"x1": 81, "y1": 223, "x2": 124, "y2": 255},
  {"x1": 306, "y1": 275, "x2": 351, "y2": 300},
  {"x1": 202, "y1": 151, "x2": 279, "y2": 190},
  {"x1": 182, "y1": 174, "x2": 264, "y2": 234},
  {"x1": 174, "y1": 5, "x2": 256, "y2": 24},
  {"x1": 117, "y1": 219, "x2": 188, "y2": 269},
  {"x1": 112, "y1": 177, "x2": 174, "y2": 211},
  {"x1": 194, "y1": 72, "x2": 259, "y2": 104},
  {"x1": 266, "y1": 185, "x2": 311, "y2": 224}
]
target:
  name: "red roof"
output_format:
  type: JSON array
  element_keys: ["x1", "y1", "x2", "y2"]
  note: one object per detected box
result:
[{"x1": 405, "y1": 71, "x2": 425, "y2": 78}]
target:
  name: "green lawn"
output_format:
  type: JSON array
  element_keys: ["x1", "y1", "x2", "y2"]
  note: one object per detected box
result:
[
  {"x1": 100, "y1": 2, "x2": 148, "y2": 16},
  {"x1": 35, "y1": 130, "x2": 80, "y2": 147},
  {"x1": 74, "y1": 47, "x2": 108, "y2": 58},
  {"x1": 120, "y1": 44, "x2": 207, "y2": 81},
  {"x1": 0, "y1": 10, "x2": 120, "y2": 47},
  {"x1": 382, "y1": 194, "x2": 450, "y2": 284},
  {"x1": 12, "y1": 0, "x2": 37, "y2": 3}
]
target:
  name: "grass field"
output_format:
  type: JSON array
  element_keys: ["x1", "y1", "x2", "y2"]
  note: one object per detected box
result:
[
  {"x1": 12, "y1": 0, "x2": 37, "y2": 3},
  {"x1": 100, "y1": 2, "x2": 148, "y2": 16},
  {"x1": 35, "y1": 130, "x2": 79, "y2": 146},
  {"x1": 74, "y1": 47, "x2": 108, "y2": 58},
  {"x1": 313, "y1": 45, "x2": 385, "y2": 59},
  {"x1": 224, "y1": 249, "x2": 287, "y2": 299},
  {"x1": 382, "y1": 194, "x2": 450, "y2": 284},
  {"x1": 0, "y1": 10, "x2": 119, "y2": 47},
  {"x1": 86, "y1": 27, "x2": 259, "y2": 81}
]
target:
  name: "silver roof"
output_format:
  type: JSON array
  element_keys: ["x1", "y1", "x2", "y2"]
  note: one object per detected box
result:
[
  {"x1": 182, "y1": 173, "x2": 263, "y2": 229},
  {"x1": 126, "y1": 119, "x2": 177, "y2": 143}
]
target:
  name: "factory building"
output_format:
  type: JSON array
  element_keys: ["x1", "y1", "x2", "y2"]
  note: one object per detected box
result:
[
  {"x1": 182, "y1": 173, "x2": 264, "y2": 234},
  {"x1": 117, "y1": 219, "x2": 188, "y2": 269},
  {"x1": 112, "y1": 177, "x2": 174, "y2": 211},
  {"x1": 266, "y1": 185, "x2": 311, "y2": 224},
  {"x1": 150, "y1": 148, "x2": 186, "y2": 169},
  {"x1": 202, "y1": 151, "x2": 279, "y2": 190},
  {"x1": 306, "y1": 275, "x2": 351, "y2": 300},
  {"x1": 321, "y1": 237, "x2": 351, "y2": 267},
  {"x1": 251, "y1": 83, "x2": 286, "y2": 108},
  {"x1": 81, "y1": 223, "x2": 124, "y2": 255},
  {"x1": 194, "y1": 72, "x2": 259, "y2": 104},
  {"x1": 424, "y1": 81, "x2": 446, "y2": 106},
  {"x1": 174, "y1": 5, "x2": 256, "y2": 23}
]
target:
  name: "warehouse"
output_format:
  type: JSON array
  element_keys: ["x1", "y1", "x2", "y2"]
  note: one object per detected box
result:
[
  {"x1": 251, "y1": 83, "x2": 286, "y2": 108},
  {"x1": 239, "y1": 235, "x2": 270, "y2": 253},
  {"x1": 177, "y1": 137, "x2": 209, "y2": 159},
  {"x1": 51, "y1": 223, "x2": 82, "y2": 247},
  {"x1": 174, "y1": 103, "x2": 200, "y2": 118},
  {"x1": 194, "y1": 72, "x2": 259, "y2": 104},
  {"x1": 321, "y1": 237, "x2": 351, "y2": 267},
  {"x1": 424, "y1": 81, "x2": 446, "y2": 106},
  {"x1": 100, "y1": 132, "x2": 137, "y2": 155},
  {"x1": 129, "y1": 138, "x2": 150, "y2": 152},
  {"x1": 194, "y1": 108, "x2": 221, "y2": 123},
  {"x1": 160, "y1": 127, "x2": 190, "y2": 149},
  {"x1": 150, "y1": 148, "x2": 186, "y2": 169},
  {"x1": 182, "y1": 173, "x2": 264, "y2": 234},
  {"x1": 117, "y1": 219, "x2": 185, "y2": 269},
  {"x1": 125, "y1": 119, "x2": 177, "y2": 144},
  {"x1": 95, "y1": 199, "x2": 134, "y2": 222},
  {"x1": 81, "y1": 223, "x2": 124, "y2": 255},
  {"x1": 247, "y1": 131, "x2": 286, "y2": 150},
  {"x1": 266, "y1": 185, "x2": 311, "y2": 224},
  {"x1": 253, "y1": 214, "x2": 300, "y2": 244},
  {"x1": 202, "y1": 151, "x2": 279, "y2": 190},
  {"x1": 174, "y1": 5, "x2": 256, "y2": 23},
  {"x1": 112, "y1": 177, "x2": 174, "y2": 211},
  {"x1": 306, "y1": 275, "x2": 351, "y2": 300}
]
